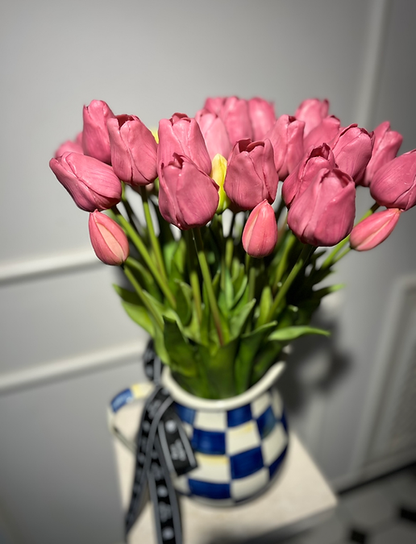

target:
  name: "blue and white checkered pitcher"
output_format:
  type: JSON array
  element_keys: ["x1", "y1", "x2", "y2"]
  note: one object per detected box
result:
[
  {"x1": 109, "y1": 360, "x2": 288, "y2": 507},
  {"x1": 163, "y1": 362, "x2": 288, "y2": 505}
]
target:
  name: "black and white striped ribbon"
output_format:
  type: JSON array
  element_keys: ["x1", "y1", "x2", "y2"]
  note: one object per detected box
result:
[{"x1": 124, "y1": 342, "x2": 197, "y2": 542}]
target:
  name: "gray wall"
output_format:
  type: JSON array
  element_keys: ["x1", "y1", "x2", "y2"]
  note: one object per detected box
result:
[{"x1": 1, "y1": 1, "x2": 415, "y2": 542}]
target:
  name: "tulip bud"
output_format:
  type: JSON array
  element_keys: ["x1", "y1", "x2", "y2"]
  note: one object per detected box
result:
[
  {"x1": 54, "y1": 132, "x2": 83, "y2": 158},
  {"x1": 248, "y1": 97, "x2": 276, "y2": 141},
  {"x1": 295, "y1": 98, "x2": 329, "y2": 137},
  {"x1": 362, "y1": 122, "x2": 403, "y2": 187},
  {"x1": 49, "y1": 152, "x2": 122, "y2": 212},
  {"x1": 283, "y1": 143, "x2": 336, "y2": 207},
  {"x1": 288, "y1": 168, "x2": 356, "y2": 246},
  {"x1": 303, "y1": 115, "x2": 341, "y2": 151},
  {"x1": 224, "y1": 139, "x2": 279, "y2": 210},
  {"x1": 158, "y1": 113, "x2": 212, "y2": 175},
  {"x1": 195, "y1": 109, "x2": 232, "y2": 161},
  {"x1": 217, "y1": 96, "x2": 253, "y2": 146},
  {"x1": 331, "y1": 124, "x2": 374, "y2": 183},
  {"x1": 88, "y1": 210, "x2": 129, "y2": 265},
  {"x1": 243, "y1": 200, "x2": 278, "y2": 258},
  {"x1": 159, "y1": 154, "x2": 219, "y2": 230},
  {"x1": 350, "y1": 208, "x2": 401, "y2": 251},
  {"x1": 82, "y1": 100, "x2": 116, "y2": 164},
  {"x1": 210, "y1": 154, "x2": 230, "y2": 214},
  {"x1": 370, "y1": 150, "x2": 416, "y2": 211},
  {"x1": 266, "y1": 115, "x2": 305, "y2": 180},
  {"x1": 107, "y1": 114, "x2": 158, "y2": 186}
]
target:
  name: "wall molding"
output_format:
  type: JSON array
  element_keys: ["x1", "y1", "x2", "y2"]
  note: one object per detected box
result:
[
  {"x1": 355, "y1": 0, "x2": 391, "y2": 128},
  {"x1": 0, "y1": 339, "x2": 147, "y2": 395},
  {"x1": 0, "y1": 249, "x2": 100, "y2": 285}
]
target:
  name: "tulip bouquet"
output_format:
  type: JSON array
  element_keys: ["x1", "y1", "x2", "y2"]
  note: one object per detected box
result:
[{"x1": 50, "y1": 97, "x2": 416, "y2": 399}]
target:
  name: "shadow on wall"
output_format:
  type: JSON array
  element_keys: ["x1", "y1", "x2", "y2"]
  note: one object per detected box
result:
[{"x1": 279, "y1": 310, "x2": 353, "y2": 417}]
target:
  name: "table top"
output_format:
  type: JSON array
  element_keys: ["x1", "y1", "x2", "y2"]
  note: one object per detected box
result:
[{"x1": 112, "y1": 402, "x2": 337, "y2": 544}]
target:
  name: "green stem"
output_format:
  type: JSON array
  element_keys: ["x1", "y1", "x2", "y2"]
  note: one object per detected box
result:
[
  {"x1": 123, "y1": 261, "x2": 164, "y2": 330},
  {"x1": 272, "y1": 232, "x2": 297, "y2": 294},
  {"x1": 268, "y1": 244, "x2": 315, "y2": 321},
  {"x1": 225, "y1": 238, "x2": 234, "y2": 272},
  {"x1": 185, "y1": 231, "x2": 202, "y2": 324},
  {"x1": 140, "y1": 186, "x2": 167, "y2": 281},
  {"x1": 112, "y1": 206, "x2": 176, "y2": 309},
  {"x1": 193, "y1": 228, "x2": 224, "y2": 346}
]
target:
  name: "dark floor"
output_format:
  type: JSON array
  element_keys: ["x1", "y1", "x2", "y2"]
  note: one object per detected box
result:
[{"x1": 280, "y1": 464, "x2": 416, "y2": 544}]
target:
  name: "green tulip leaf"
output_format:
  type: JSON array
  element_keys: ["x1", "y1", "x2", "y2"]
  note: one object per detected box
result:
[
  {"x1": 163, "y1": 317, "x2": 198, "y2": 377},
  {"x1": 255, "y1": 286, "x2": 273, "y2": 329},
  {"x1": 229, "y1": 299, "x2": 256, "y2": 340},
  {"x1": 120, "y1": 300, "x2": 154, "y2": 336},
  {"x1": 174, "y1": 280, "x2": 193, "y2": 326},
  {"x1": 268, "y1": 326, "x2": 330, "y2": 341}
]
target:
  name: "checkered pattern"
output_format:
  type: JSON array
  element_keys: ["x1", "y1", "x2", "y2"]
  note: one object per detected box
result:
[{"x1": 172, "y1": 387, "x2": 288, "y2": 505}]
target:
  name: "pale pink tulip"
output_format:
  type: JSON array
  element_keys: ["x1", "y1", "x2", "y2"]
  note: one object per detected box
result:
[
  {"x1": 350, "y1": 208, "x2": 401, "y2": 251},
  {"x1": 88, "y1": 210, "x2": 129, "y2": 265},
  {"x1": 243, "y1": 200, "x2": 278, "y2": 258}
]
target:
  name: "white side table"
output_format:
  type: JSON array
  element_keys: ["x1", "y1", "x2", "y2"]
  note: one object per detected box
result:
[{"x1": 113, "y1": 403, "x2": 337, "y2": 543}]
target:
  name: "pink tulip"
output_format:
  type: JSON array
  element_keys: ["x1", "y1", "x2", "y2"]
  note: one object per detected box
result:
[
  {"x1": 203, "y1": 97, "x2": 226, "y2": 116},
  {"x1": 54, "y1": 132, "x2": 83, "y2": 158},
  {"x1": 331, "y1": 124, "x2": 374, "y2": 183},
  {"x1": 370, "y1": 150, "x2": 416, "y2": 211},
  {"x1": 303, "y1": 115, "x2": 341, "y2": 151},
  {"x1": 82, "y1": 100, "x2": 116, "y2": 164},
  {"x1": 288, "y1": 168, "x2": 356, "y2": 246},
  {"x1": 158, "y1": 154, "x2": 219, "y2": 230},
  {"x1": 248, "y1": 97, "x2": 276, "y2": 141},
  {"x1": 295, "y1": 98, "x2": 329, "y2": 137},
  {"x1": 107, "y1": 114, "x2": 157, "y2": 186},
  {"x1": 158, "y1": 113, "x2": 212, "y2": 175},
  {"x1": 49, "y1": 152, "x2": 122, "y2": 212},
  {"x1": 265, "y1": 115, "x2": 305, "y2": 180},
  {"x1": 195, "y1": 109, "x2": 232, "y2": 160},
  {"x1": 242, "y1": 200, "x2": 278, "y2": 258},
  {"x1": 224, "y1": 139, "x2": 279, "y2": 210},
  {"x1": 216, "y1": 96, "x2": 253, "y2": 146},
  {"x1": 88, "y1": 210, "x2": 129, "y2": 265},
  {"x1": 362, "y1": 121, "x2": 403, "y2": 187},
  {"x1": 350, "y1": 208, "x2": 401, "y2": 251},
  {"x1": 282, "y1": 143, "x2": 336, "y2": 207}
]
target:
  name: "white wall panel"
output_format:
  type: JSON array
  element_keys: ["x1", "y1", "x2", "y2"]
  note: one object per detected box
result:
[{"x1": 0, "y1": 264, "x2": 143, "y2": 374}]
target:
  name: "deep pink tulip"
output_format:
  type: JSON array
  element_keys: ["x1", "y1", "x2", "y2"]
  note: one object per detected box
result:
[
  {"x1": 350, "y1": 208, "x2": 401, "y2": 251},
  {"x1": 195, "y1": 109, "x2": 232, "y2": 160},
  {"x1": 303, "y1": 115, "x2": 341, "y2": 151},
  {"x1": 370, "y1": 150, "x2": 416, "y2": 210},
  {"x1": 159, "y1": 154, "x2": 219, "y2": 230},
  {"x1": 107, "y1": 114, "x2": 158, "y2": 186},
  {"x1": 242, "y1": 200, "x2": 278, "y2": 258},
  {"x1": 158, "y1": 113, "x2": 212, "y2": 175},
  {"x1": 282, "y1": 143, "x2": 336, "y2": 207},
  {"x1": 248, "y1": 97, "x2": 276, "y2": 141},
  {"x1": 49, "y1": 152, "x2": 122, "y2": 212},
  {"x1": 265, "y1": 115, "x2": 305, "y2": 180},
  {"x1": 218, "y1": 96, "x2": 253, "y2": 146},
  {"x1": 288, "y1": 168, "x2": 356, "y2": 246},
  {"x1": 295, "y1": 98, "x2": 329, "y2": 137},
  {"x1": 224, "y1": 139, "x2": 279, "y2": 211},
  {"x1": 54, "y1": 135, "x2": 83, "y2": 158},
  {"x1": 88, "y1": 210, "x2": 129, "y2": 265},
  {"x1": 82, "y1": 100, "x2": 116, "y2": 164},
  {"x1": 362, "y1": 122, "x2": 403, "y2": 187},
  {"x1": 331, "y1": 124, "x2": 374, "y2": 183}
]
